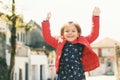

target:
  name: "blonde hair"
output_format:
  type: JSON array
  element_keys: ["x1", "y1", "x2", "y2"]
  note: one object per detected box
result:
[{"x1": 60, "y1": 21, "x2": 81, "y2": 36}]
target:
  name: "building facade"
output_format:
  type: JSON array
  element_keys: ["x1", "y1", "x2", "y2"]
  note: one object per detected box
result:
[
  {"x1": 90, "y1": 37, "x2": 120, "y2": 76},
  {"x1": 0, "y1": 16, "x2": 55, "y2": 80}
]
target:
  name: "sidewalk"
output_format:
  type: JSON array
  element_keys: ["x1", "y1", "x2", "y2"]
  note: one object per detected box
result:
[{"x1": 86, "y1": 75, "x2": 115, "y2": 80}]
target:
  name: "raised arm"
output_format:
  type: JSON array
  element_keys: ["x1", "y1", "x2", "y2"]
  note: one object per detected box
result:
[
  {"x1": 85, "y1": 7, "x2": 101, "y2": 43},
  {"x1": 41, "y1": 12, "x2": 58, "y2": 48}
]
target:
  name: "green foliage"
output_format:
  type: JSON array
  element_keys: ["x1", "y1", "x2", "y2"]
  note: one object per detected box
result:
[{"x1": 0, "y1": 57, "x2": 8, "y2": 80}]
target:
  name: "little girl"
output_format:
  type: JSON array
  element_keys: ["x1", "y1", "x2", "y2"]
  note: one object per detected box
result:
[{"x1": 41, "y1": 7, "x2": 100, "y2": 80}]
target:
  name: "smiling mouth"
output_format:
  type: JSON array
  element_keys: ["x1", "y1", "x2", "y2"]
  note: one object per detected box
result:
[{"x1": 67, "y1": 36, "x2": 74, "y2": 38}]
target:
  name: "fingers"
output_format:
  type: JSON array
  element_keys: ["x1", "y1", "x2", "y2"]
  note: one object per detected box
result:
[
  {"x1": 46, "y1": 12, "x2": 52, "y2": 20},
  {"x1": 93, "y1": 7, "x2": 101, "y2": 16}
]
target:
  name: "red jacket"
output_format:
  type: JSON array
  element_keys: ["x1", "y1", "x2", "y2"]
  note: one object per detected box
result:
[{"x1": 41, "y1": 16, "x2": 100, "y2": 73}]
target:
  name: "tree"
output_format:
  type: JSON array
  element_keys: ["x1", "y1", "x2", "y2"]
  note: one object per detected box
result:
[{"x1": 0, "y1": 0, "x2": 26, "y2": 80}]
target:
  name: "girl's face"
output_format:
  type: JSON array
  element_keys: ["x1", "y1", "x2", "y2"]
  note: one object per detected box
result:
[{"x1": 63, "y1": 24, "x2": 79, "y2": 42}]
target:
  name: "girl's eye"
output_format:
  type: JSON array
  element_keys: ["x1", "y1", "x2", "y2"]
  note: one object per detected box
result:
[{"x1": 65, "y1": 30, "x2": 69, "y2": 32}]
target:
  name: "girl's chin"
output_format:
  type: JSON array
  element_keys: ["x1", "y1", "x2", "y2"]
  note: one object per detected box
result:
[{"x1": 66, "y1": 39, "x2": 77, "y2": 42}]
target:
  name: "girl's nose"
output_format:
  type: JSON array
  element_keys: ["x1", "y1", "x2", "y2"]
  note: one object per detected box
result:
[{"x1": 69, "y1": 31, "x2": 72, "y2": 33}]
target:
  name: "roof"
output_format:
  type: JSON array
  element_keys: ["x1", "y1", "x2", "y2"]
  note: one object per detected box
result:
[{"x1": 91, "y1": 37, "x2": 120, "y2": 48}]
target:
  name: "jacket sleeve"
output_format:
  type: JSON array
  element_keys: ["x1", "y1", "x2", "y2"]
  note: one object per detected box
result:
[
  {"x1": 41, "y1": 21, "x2": 58, "y2": 48},
  {"x1": 85, "y1": 16, "x2": 100, "y2": 43}
]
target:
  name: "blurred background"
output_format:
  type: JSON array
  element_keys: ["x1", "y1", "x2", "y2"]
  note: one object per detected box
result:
[{"x1": 0, "y1": 0, "x2": 120, "y2": 80}]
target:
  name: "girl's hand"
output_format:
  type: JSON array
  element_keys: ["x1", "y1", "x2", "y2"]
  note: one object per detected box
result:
[
  {"x1": 93, "y1": 7, "x2": 101, "y2": 16},
  {"x1": 46, "y1": 12, "x2": 51, "y2": 21}
]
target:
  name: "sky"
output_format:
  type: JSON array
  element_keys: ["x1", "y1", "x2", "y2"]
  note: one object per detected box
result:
[{"x1": 1, "y1": 0, "x2": 120, "y2": 43}]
